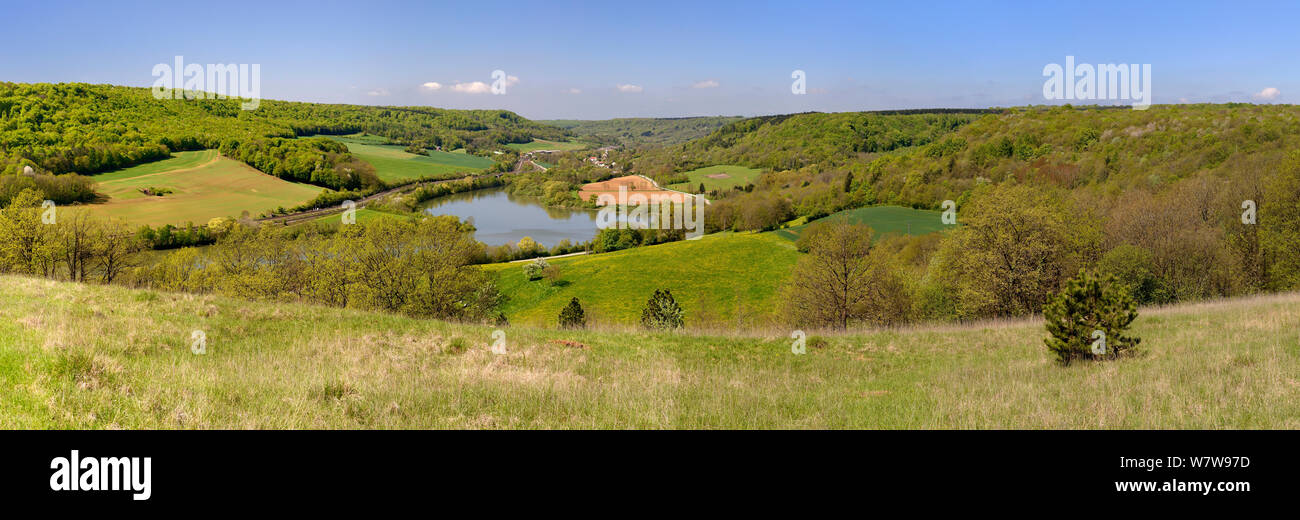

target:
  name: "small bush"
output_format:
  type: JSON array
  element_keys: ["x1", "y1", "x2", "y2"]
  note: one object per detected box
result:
[
  {"x1": 1043, "y1": 270, "x2": 1141, "y2": 365},
  {"x1": 542, "y1": 264, "x2": 563, "y2": 286},
  {"x1": 640, "y1": 289, "x2": 684, "y2": 330},
  {"x1": 445, "y1": 337, "x2": 469, "y2": 355},
  {"x1": 139, "y1": 186, "x2": 174, "y2": 197},
  {"x1": 558, "y1": 297, "x2": 586, "y2": 329},
  {"x1": 523, "y1": 258, "x2": 549, "y2": 281},
  {"x1": 320, "y1": 381, "x2": 357, "y2": 400}
]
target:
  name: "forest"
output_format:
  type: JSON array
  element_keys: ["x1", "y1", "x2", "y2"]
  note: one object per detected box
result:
[{"x1": 609, "y1": 104, "x2": 1300, "y2": 326}]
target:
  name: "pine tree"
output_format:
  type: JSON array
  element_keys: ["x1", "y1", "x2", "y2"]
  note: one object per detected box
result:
[
  {"x1": 558, "y1": 297, "x2": 586, "y2": 329},
  {"x1": 640, "y1": 289, "x2": 684, "y2": 330},
  {"x1": 1043, "y1": 270, "x2": 1141, "y2": 365}
]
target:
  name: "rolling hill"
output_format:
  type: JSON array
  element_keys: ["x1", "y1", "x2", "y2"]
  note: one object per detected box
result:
[
  {"x1": 320, "y1": 134, "x2": 496, "y2": 182},
  {"x1": 0, "y1": 82, "x2": 569, "y2": 179},
  {"x1": 485, "y1": 231, "x2": 800, "y2": 328},
  {"x1": 544, "y1": 116, "x2": 745, "y2": 147},
  {"x1": 82, "y1": 150, "x2": 324, "y2": 226},
  {"x1": 665, "y1": 164, "x2": 763, "y2": 192}
]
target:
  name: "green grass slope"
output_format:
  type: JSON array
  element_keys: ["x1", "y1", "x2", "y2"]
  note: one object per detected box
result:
[
  {"x1": 89, "y1": 150, "x2": 218, "y2": 183},
  {"x1": 1, "y1": 275, "x2": 1296, "y2": 429},
  {"x1": 320, "y1": 134, "x2": 494, "y2": 182},
  {"x1": 666, "y1": 164, "x2": 762, "y2": 192},
  {"x1": 775, "y1": 205, "x2": 949, "y2": 241},
  {"x1": 84, "y1": 153, "x2": 324, "y2": 226},
  {"x1": 305, "y1": 208, "x2": 413, "y2": 227},
  {"x1": 486, "y1": 232, "x2": 799, "y2": 328}
]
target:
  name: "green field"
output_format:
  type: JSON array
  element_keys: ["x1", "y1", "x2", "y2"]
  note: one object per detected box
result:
[
  {"x1": 321, "y1": 134, "x2": 495, "y2": 183},
  {"x1": 305, "y1": 208, "x2": 413, "y2": 227},
  {"x1": 775, "y1": 205, "x2": 949, "y2": 241},
  {"x1": 486, "y1": 232, "x2": 799, "y2": 328},
  {"x1": 85, "y1": 152, "x2": 324, "y2": 227},
  {"x1": 91, "y1": 150, "x2": 218, "y2": 183},
  {"x1": 2, "y1": 274, "x2": 1296, "y2": 429},
  {"x1": 666, "y1": 165, "x2": 763, "y2": 192},
  {"x1": 505, "y1": 139, "x2": 589, "y2": 152}
]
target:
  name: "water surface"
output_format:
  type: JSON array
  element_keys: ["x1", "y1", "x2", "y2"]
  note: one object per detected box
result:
[{"x1": 420, "y1": 187, "x2": 599, "y2": 246}]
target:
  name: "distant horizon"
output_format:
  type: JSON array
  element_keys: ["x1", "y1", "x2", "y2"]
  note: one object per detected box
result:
[
  {"x1": 12, "y1": 80, "x2": 1291, "y2": 122},
  {"x1": 3, "y1": 0, "x2": 1295, "y2": 119}
]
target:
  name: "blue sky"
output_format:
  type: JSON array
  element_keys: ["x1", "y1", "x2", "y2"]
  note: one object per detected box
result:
[{"x1": 1, "y1": 0, "x2": 1294, "y2": 119}]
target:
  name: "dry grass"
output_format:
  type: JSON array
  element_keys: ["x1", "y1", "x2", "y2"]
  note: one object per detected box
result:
[{"x1": 0, "y1": 275, "x2": 1296, "y2": 429}]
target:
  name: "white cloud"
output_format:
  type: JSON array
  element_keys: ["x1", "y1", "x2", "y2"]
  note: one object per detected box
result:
[
  {"x1": 1253, "y1": 87, "x2": 1281, "y2": 101},
  {"x1": 366, "y1": 88, "x2": 389, "y2": 96},
  {"x1": 451, "y1": 81, "x2": 492, "y2": 94},
  {"x1": 692, "y1": 79, "x2": 719, "y2": 89},
  {"x1": 565, "y1": 88, "x2": 582, "y2": 94},
  {"x1": 421, "y1": 82, "x2": 442, "y2": 91},
  {"x1": 616, "y1": 84, "x2": 643, "y2": 93},
  {"x1": 507, "y1": 75, "x2": 520, "y2": 86}
]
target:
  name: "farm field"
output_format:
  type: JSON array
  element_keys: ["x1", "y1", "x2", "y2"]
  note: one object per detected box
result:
[
  {"x1": 775, "y1": 205, "x2": 949, "y2": 241},
  {"x1": 90, "y1": 150, "x2": 218, "y2": 183},
  {"x1": 84, "y1": 151, "x2": 324, "y2": 227},
  {"x1": 666, "y1": 165, "x2": 763, "y2": 192},
  {"x1": 505, "y1": 139, "x2": 589, "y2": 152},
  {"x1": 320, "y1": 134, "x2": 495, "y2": 183},
  {"x1": 2, "y1": 274, "x2": 1296, "y2": 429},
  {"x1": 486, "y1": 231, "x2": 799, "y2": 328}
]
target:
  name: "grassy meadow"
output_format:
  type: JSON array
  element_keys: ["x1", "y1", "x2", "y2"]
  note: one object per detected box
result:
[
  {"x1": 1, "y1": 274, "x2": 1295, "y2": 429},
  {"x1": 321, "y1": 134, "x2": 495, "y2": 183},
  {"x1": 775, "y1": 205, "x2": 949, "y2": 241},
  {"x1": 84, "y1": 151, "x2": 324, "y2": 226},
  {"x1": 666, "y1": 164, "x2": 763, "y2": 192},
  {"x1": 305, "y1": 207, "x2": 414, "y2": 227},
  {"x1": 486, "y1": 231, "x2": 800, "y2": 328}
]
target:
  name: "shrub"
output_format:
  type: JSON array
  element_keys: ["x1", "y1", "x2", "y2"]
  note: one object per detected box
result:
[
  {"x1": 1043, "y1": 270, "x2": 1141, "y2": 365},
  {"x1": 640, "y1": 289, "x2": 684, "y2": 330},
  {"x1": 523, "y1": 258, "x2": 549, "y2": 280},
  {"x1": 445, "y1": 337, "x2": 468, "y2": 355},
  {"x1": 542, "y1": 264, "x2": 563, "y2": 286},
  {"x1": 139, "y1": 186, "x2": 173, "y2": 197},
  {"x1": 1097, "y1": 244, "x2": 1169, "y2": 305},
  {"x1": 558, "y1": 297, "x2": 586, "y2": 329}
]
